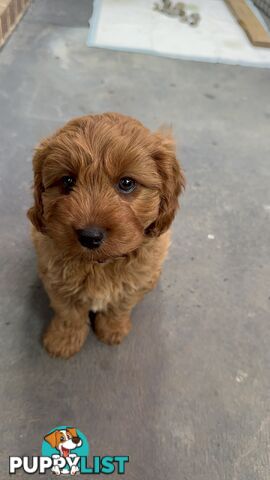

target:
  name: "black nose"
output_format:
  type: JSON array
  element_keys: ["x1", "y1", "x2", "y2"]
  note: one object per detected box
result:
[
  {"x1": 77, "y1": 227, "x2": 105, "y2": 250},
  {"x1": 72, "y1": 436, "x2": 81, "y2": 444}
]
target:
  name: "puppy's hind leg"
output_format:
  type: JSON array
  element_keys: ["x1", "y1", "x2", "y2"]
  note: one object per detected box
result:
[{"x1": 43, "y1": 294, "x2": 90, "y2": 359}]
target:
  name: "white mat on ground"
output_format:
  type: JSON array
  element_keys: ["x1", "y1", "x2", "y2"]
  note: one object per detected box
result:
[{"x1": 87, "y1": 0, "x2": 270, "y2": 68}]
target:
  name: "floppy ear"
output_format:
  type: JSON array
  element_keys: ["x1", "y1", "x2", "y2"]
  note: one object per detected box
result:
[
  {"x1": 44, "y1": 430, "x2": 58, "y2": 448},
  {"x1": 67, "y1": 428, "x2": 77, "y2": 438},
  {"x1": 27, "y1": 142, "x2": 47, "y2": 233},
  {"x1": 146, "y1": 131, "x2": 185, "y2": 237}
]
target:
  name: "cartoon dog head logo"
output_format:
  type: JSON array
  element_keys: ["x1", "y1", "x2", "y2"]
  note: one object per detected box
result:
[
  {"x1": 44, "y1": 428, "x2": 82, "y2": 458},
  {"x1": 43, "y1": 426, "x2": 87, "y2": 475}
]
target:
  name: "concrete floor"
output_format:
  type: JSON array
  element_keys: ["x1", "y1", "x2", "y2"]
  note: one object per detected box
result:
[{"x1": 1, "y1": 1, "x2": 270, "y2": 478}]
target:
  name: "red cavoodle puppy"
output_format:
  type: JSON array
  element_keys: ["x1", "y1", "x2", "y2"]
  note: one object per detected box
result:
[{"x1": 28, "y1": 113, "x2": 185, "y2": 358}]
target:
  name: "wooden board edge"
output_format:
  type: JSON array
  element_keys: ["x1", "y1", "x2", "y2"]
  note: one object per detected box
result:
[
  {"x1": 224, "y1": 0, "x2": 270, "y2": 48},
  {"x1": 0, "y1": 0, "x2": 31, "y2": 49}
]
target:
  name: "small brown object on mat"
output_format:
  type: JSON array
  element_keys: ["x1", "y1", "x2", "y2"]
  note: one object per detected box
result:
[
  {"x1": 0, "y1": 0, "x2": 30, "y2": 48},
  {"x1": 225, "y1": 0, "x2": 270, "y2": 47}
]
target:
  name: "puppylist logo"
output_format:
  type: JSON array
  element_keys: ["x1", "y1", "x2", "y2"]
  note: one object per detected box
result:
[{"x1": 9, "y1": 426, "x2": 129, "y2": 475}]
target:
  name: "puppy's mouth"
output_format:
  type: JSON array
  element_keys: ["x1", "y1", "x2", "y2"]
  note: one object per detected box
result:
[
  {"x1": 77, "y1": 237, "x2": 138, "y2": 264},
  {"x1": 60, "y1": 446, "x2": 70, "y2": 458},
  {"x1": 95, "y1": 254, "x2": 129, "y2": 264},
  {"x1": 79, "y1": 239, "x2": 144, "y2": 264}
]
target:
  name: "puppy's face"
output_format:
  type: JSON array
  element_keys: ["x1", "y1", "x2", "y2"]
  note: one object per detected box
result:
[
  {"x1": 44, "y1": 428, "x2": 82, "y2": 457},
  {"x1": 28, "y1": 113, "x2": 185, "y2": 262}
]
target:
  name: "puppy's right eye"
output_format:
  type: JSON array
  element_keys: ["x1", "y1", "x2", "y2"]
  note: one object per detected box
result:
[
  {"x1": 60, "y1": 436, "x2": 65, "y2": 441},
  {"x1": 62, "y1": 175, "x2": 76, "y2": 193}
]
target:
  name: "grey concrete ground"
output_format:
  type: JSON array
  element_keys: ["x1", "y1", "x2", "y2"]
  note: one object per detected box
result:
[{"x1": 1, "y1": 0, "x2": 270, "y2": 478}]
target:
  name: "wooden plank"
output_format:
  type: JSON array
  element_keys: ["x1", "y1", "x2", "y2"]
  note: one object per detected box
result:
[
  {"x1": 0, "y1": 0, "x2": 30, "y2": 48},
  {"x1": 225, "y1": 0, "x2": 270, "y2": 47}
]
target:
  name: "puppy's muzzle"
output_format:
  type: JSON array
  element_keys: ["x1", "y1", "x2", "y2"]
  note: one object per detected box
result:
[{"x1": 76, "y1": 227, "x2": 105, "y2": 250}]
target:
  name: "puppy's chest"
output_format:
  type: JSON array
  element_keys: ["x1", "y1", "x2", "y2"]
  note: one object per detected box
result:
[
  {"x1": 52, "y1": 263, "x2": 127, "y2": 311},
  {"x1": 80, "y1": 274, "x2": 116, "y2": 312}
]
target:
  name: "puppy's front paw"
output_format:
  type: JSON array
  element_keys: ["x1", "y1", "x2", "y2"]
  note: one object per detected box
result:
[
  {"x1": 51, "y1": 465, "x2": 61, "y2": 475},
  {"x1": 94, "y1": 313, "x2": 131, "y2": 345},
  {"x1": 70, "y1": 465, "x2": 79, "y2": 475},
  {"x1": 43, "y1": 317, "x2": 89, "y2": 359}
]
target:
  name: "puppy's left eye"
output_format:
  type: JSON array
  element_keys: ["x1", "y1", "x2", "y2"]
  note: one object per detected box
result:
[
  {"x1": 62, "y1": 175, "x2": 76, "y2": 193},
  {"x1": 117, "y1": 177, "x2": 136, "y2": 194}
]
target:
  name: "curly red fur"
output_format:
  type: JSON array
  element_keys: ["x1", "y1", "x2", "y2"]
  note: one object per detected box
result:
[{"x1": 28, "y1": 113, "x2": 185, "y2": 358}]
